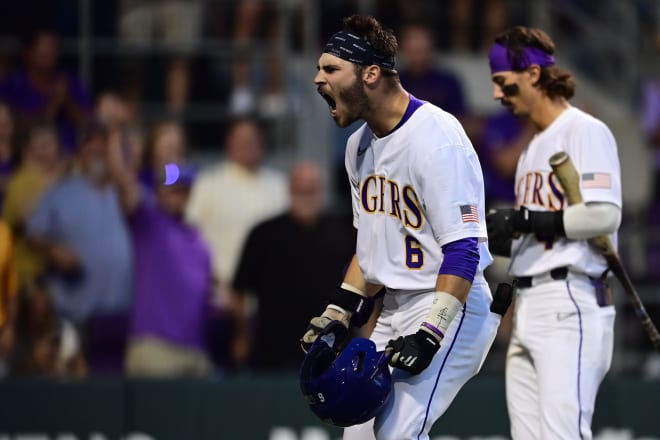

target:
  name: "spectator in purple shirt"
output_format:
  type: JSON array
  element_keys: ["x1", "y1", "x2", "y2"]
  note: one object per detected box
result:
[
  {"x1": 107, "y1": 121, "x2": 216, "y2": 378},
  {"x1": 475, "y1": 110, "x2": 534, "y2": 210},
  {"x1": 0, "y1": 28, "x2": 93, "y2": 154},
  {"x1": 398, "y1": 22, "x2": 467, "y2": 118}
]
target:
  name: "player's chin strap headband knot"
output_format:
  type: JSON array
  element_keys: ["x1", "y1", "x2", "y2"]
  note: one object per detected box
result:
[
  {"x1": 323, "y1": 30, "x2": 396, "y2": 70},
  {"x1": 489, "y1": 42, "x2": 555, "y2": 74}
]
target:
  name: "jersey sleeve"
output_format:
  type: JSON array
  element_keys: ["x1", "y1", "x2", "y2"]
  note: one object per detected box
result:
[
  {"x1": 418, "y1": 144, "x2": 486, "y2": 246},
  {"x1": 345, "y1": 138, "x2": 361, "y2": 230},
  {"x1": 565, "y1": 118, "x2": 622, "y2": 208}
]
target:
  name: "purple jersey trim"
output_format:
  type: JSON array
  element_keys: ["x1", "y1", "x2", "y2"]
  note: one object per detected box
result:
[
  {"x1": 386, "y1": 94, "x2": 425, "y2": 136},
  {"x1": 439, "y1": 237, "x2": 479, "y2": 282}
]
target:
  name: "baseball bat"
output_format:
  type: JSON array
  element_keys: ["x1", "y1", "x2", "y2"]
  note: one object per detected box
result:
[{"x1": 549, "y1": 151, "x2": 660, "y2": 353}]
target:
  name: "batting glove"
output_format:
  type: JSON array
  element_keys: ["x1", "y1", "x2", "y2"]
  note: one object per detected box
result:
[
  {"x1": 386, "y1": 329, "x2": 440, "y2": 375},
  {"x1": 300, "y1": 315, "x2": 349, "y2": 354},
  {"x1": 486, "y1": 209, "x2": 517, "y2": 236},
  {"x1": 490, "y1": 282, "x2": 514, "y2": 316},
  {"x1": 510, "y1": 206, "x2": 565, "y2": 241},
  {"x1": 487, "y1": 207, "x2": 565, "y2": 249}
]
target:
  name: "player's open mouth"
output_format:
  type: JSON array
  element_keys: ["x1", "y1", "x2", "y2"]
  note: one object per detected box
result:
[{"x1": 318, "y1": 90, "x2": 337, "y2": 115}]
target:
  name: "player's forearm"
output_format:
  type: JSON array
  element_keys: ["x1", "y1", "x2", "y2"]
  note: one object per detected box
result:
[
  {"x1": 504, "y1": 202, "x2": 620, "y2": 241},
  {"x1": 300, "y1": 256, "x2": 378, "y2": 352},
  {"x1": 319, "y1": 255, "x2": 380, "y2": 326},
  {"x1": 416, "y1": 275, "x2": 470, "y2": 343},
  {"x1": 107, "y1": 128, "x2": 141, "y2": 213},
  {"x1": 342, "y1": 254, "x2": 383, "y2": 297},
  {"x1": 420, "y1": 236, "x2": 479, "y2": 342},
  {"x1": 435, "y1": 274, "x2": 472, "y2": 304}
]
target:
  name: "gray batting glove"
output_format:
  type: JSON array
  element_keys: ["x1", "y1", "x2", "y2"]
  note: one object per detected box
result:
[{"x1": 301, "y1": 316, "x2": 350, "y2": 353}]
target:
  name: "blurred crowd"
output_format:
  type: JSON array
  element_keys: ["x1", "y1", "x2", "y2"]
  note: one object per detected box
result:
[{"x1": 0, "y1": 0, "x2": 657, "y2": 380}]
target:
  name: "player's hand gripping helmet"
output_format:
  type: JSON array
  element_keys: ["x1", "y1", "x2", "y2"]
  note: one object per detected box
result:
[{"x1": 299, "y1": 321, "x2": 392, "y2": 427}]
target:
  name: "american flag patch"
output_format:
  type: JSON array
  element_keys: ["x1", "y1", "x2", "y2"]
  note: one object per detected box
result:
[
  {"x1": 582, "y1": 172, "x2": 611, "y2": 189},
  {"x1": 460, "y1": 205, "x2": 479, "y2": 223}
]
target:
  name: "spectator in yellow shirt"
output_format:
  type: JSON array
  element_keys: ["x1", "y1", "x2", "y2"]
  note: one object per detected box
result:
[
  {"x1": 0, "y1": 220, "x2": 18, "y2": 377},
  {"x1": 2, "y1": 121, "x2": 63, "y2": 291}
]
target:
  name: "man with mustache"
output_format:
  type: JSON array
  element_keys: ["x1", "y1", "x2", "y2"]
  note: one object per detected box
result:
[
  {"x1": 486, "y1": 26, "x2": 622, "y2": 439},
  {"x1": 300, "y1": 14, "x2": 510, "y2": 439}
]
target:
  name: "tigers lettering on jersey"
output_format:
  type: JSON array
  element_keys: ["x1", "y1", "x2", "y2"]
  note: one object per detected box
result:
[
  {"x1": 515, "y1": 170, "x2": 565, "y2": 211},
  {"x1": 360, "y1": 175, "x2": 424, "y2": 229}
]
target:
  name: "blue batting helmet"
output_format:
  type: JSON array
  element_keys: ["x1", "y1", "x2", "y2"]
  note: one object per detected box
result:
[{"x1": 299, "y1": 327, "x2": 392, "y2": 427}]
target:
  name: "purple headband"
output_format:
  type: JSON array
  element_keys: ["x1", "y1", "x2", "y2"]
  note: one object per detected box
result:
[
  {"x1": 489, "y1": 42, "x2": 555, "y2": 74},
  {"x1": 323, "y1": 30, "x2": 396, "y2": 69}
]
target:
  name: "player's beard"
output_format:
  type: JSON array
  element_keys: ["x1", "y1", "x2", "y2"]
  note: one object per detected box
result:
[{"x1": 334, "y1": 78, "x2": 370, "y2": 127}]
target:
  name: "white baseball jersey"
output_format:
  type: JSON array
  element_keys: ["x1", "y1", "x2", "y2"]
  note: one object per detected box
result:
[
  {"x1": 342, "y1": 98, "x2": 501, "y2": 440},
  {"x1": 506, "y1": 105, "x2": 619, "y2": 440},
  {"x1": 345, "y1": 102, "x2": 492, "y2": 289},
  {"x1": 510, "y1": 106, "x2": 622, "y2": 278}
]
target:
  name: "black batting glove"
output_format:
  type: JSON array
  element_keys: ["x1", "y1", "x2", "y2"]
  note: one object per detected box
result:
[
  {"x1": 510, "y1": 206, "x2": 565, "y2": 241},
  {"x1": 490, "y1": 282, "x2": 514, "y2": 316},
  {"x1": 386, "y1": 329, "x2": 440, "y2": 375},
  {"x1": 487, "y1": 207, "x2": 565, "y2": 247},
  {"x1": 486, "y1": 209, "x2": 517, "y2": 236},
  {"x1": 486, "y1": 209, "x2": 515, "y2": 256}
]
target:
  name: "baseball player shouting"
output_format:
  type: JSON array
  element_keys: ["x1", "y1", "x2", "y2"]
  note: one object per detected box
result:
[
  {"x1": 300, "y1": 15, "x2": 509, "y2": 440},
  {"x1": 486, "y1": 27, "x2": 621, "y2": 439}
]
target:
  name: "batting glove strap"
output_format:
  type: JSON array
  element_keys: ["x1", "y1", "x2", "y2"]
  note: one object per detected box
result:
[
  {"x1": 387, "y1": 329, "x2": 440, "y2": 375},
  {"x1": 328, "y1": 286, "x2": 373, "y2": 328}
]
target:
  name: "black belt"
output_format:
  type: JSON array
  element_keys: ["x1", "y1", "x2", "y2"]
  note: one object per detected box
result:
[
  {"x1": 515, "y1": 267, "x2": 568, "y2": 288},
  {"x1": 515, "y1": 267, "x2": 612, "y2": 306}
]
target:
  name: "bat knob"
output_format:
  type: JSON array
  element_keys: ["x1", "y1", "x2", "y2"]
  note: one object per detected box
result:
[{"x1": 549, "y1": 151, "x2": 569, "y2": 167}]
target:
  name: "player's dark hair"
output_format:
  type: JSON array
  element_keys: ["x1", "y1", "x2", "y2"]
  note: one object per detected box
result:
[
  {"x1": 495, "y1": 26, "x2": 575, "y2": 100},
  {"x1": 343, "y1": 15, "x2": 400, "y2": 87}
]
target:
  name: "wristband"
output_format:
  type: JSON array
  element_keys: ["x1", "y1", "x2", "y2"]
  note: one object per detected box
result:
[
  {"x1": 422, "y1": 291, "x2": 463, "y2": 342},
  {"x1": 421, "y1": 322, "x2": 444, "y2": 339},
  {"x1": 328, "y1": 284, "x2": 373, "y2": 328},
  {"x1": 326, "y1": 304, "x2": 348, "y2": 315}
]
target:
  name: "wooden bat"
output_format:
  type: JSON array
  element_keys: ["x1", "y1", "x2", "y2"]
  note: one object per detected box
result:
[{"x1": 549, "y1": 151, "x2": 660, "y2": 353}]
